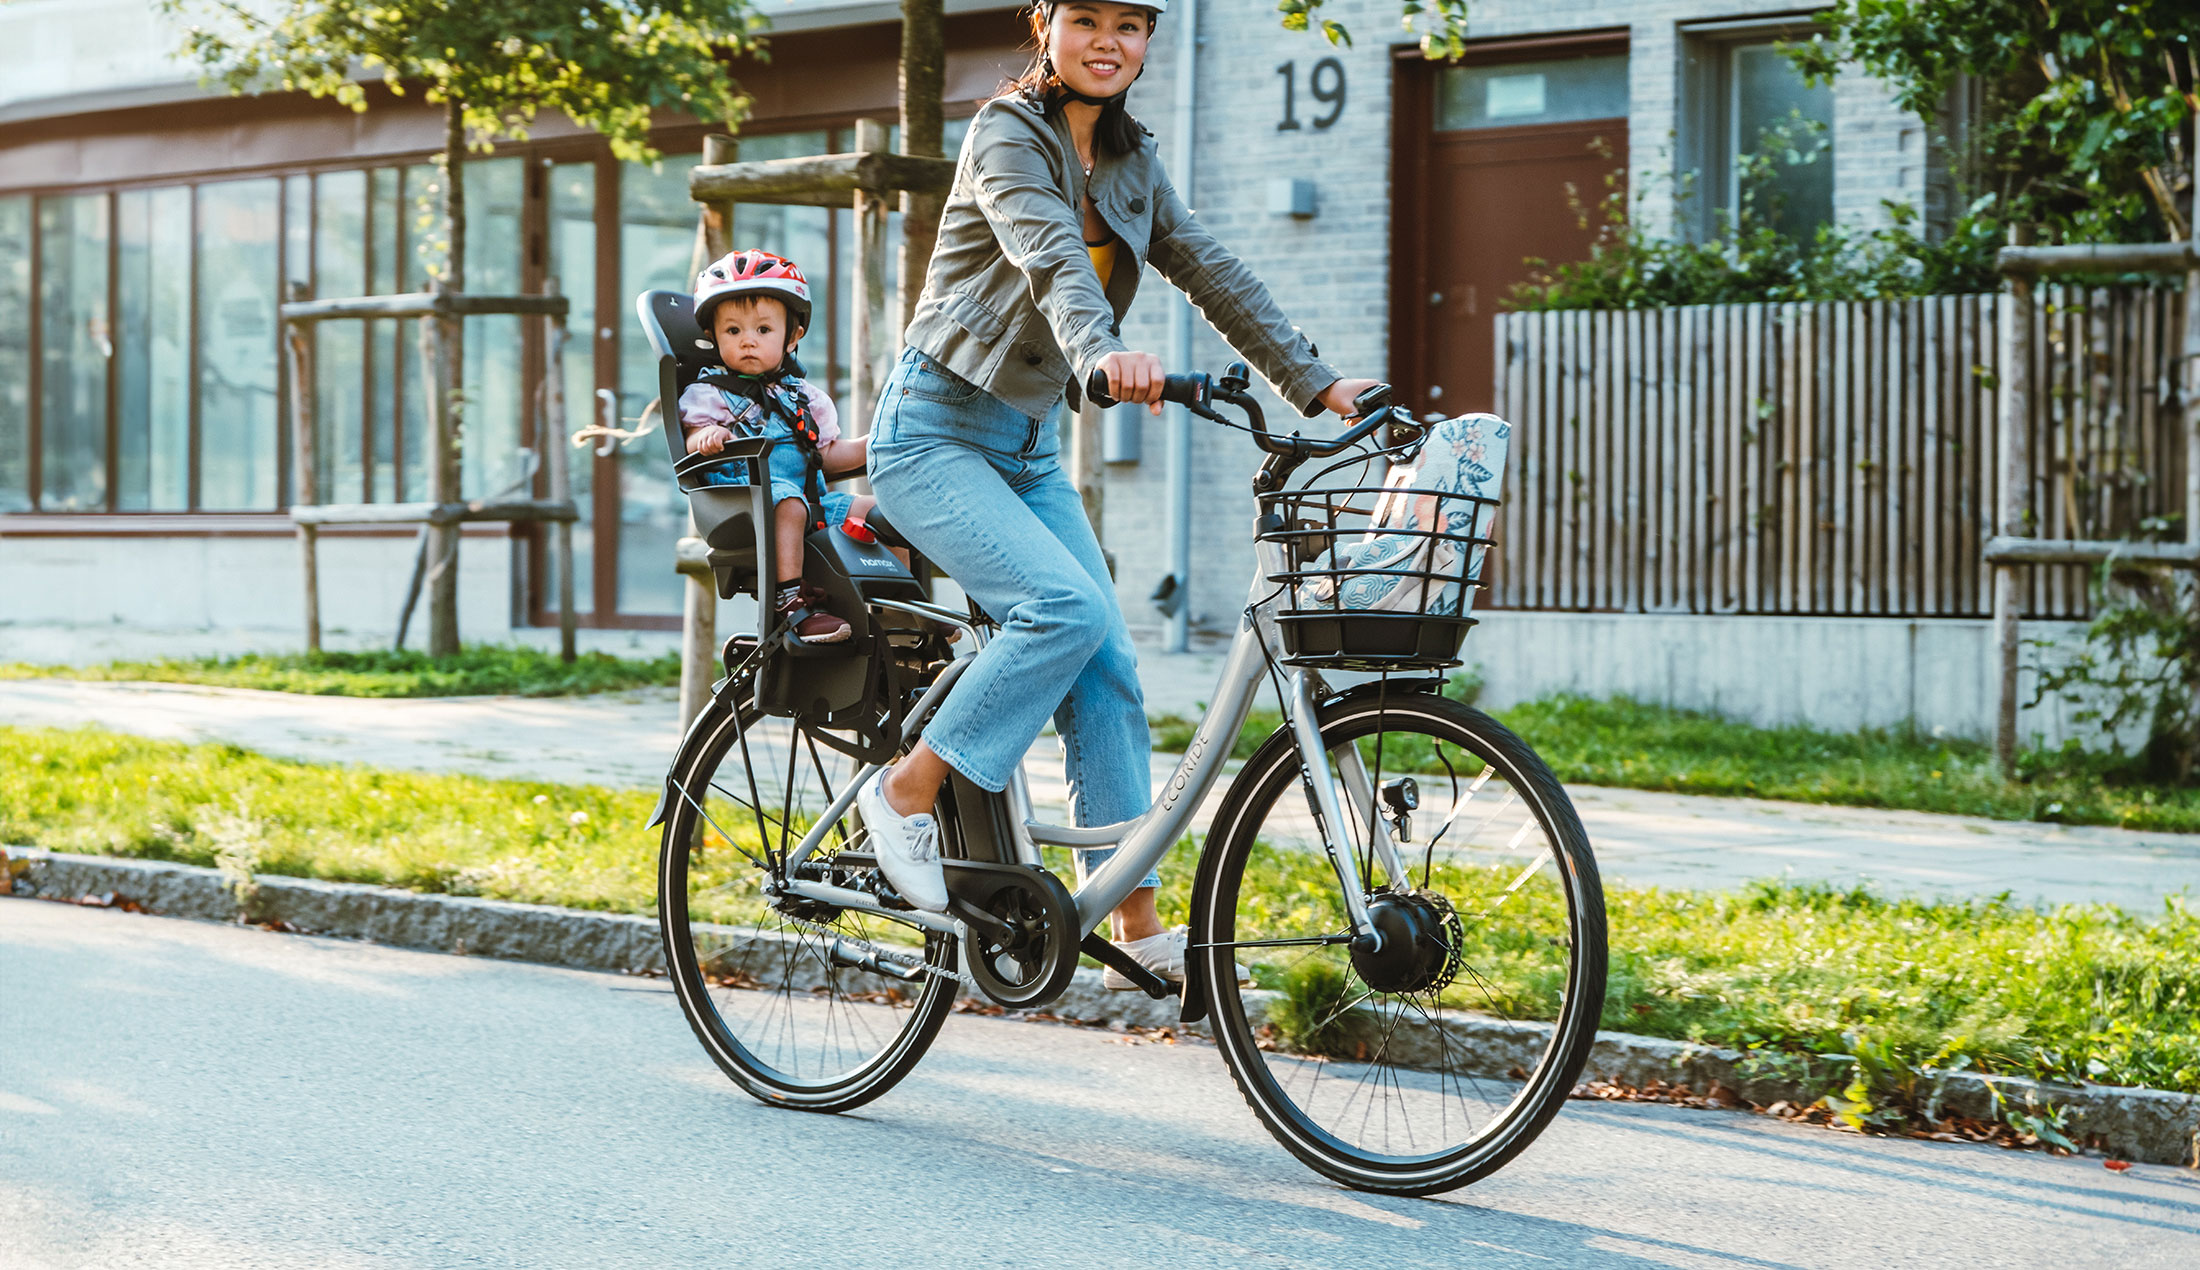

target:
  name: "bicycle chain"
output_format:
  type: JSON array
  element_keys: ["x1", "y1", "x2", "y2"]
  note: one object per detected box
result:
[{"x1": 782, "y1": 912, "x2": 980, "y2": 993}]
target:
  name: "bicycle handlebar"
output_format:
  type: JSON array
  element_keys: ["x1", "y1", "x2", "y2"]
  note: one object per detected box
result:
[
  {"x1": 1082, "y1": 369, "x2": 1216, "y2": 413},
  {"x1": 1083, "y1": 363, "x2": 1400, "y2": 460}
]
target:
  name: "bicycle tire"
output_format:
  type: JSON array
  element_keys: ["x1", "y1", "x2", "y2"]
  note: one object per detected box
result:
[
  {"x1": 658, "y1": 695, "x2": 956, "y2": 1113},
  {"x1": 1194, "y1": 690, "x2": 1606, "y2": 1195}
]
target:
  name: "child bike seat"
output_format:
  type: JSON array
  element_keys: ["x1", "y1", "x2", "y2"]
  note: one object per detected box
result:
[{"x1": 636, "y1": 288, "x2": 780, "y2": 595}]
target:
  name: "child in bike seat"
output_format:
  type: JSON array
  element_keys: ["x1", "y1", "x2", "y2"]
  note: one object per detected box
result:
[{"x1": 679, "y1": 248, "x2": 872, "y2": 645}]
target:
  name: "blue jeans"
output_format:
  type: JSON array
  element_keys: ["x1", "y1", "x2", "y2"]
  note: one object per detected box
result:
[{"x1": 868, "y1": 349, "x2": 1158, "y2": 889}]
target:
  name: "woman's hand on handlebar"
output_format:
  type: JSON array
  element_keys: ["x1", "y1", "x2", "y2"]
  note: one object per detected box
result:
[
  {"x1": 1096, "y1": 350, "x2": 1167, "y2": 416},
  {"x1": 1317, "y1": 377, "x2": 1386, "y2": 421}
]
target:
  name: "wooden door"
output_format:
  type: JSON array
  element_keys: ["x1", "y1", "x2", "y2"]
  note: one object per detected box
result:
[{"x1": 1395, "y1": 42, "x2": 1629, "y2": 416}]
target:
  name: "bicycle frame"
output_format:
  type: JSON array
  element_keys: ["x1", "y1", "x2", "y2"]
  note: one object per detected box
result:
[{"x1": 774, "y1": 536, "x2": 1416, "y2": 946}]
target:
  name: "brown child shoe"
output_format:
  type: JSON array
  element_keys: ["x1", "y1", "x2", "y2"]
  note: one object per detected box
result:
[{"x1": 777, "y1": 584, "x2": 852, "y2": 644}]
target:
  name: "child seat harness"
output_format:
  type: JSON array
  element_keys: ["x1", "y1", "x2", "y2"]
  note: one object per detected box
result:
[{"x1": 705, "y1": 369, "x2": 831, "y2": 532}]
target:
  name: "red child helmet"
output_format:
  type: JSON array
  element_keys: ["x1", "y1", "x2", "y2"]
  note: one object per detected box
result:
[{"x1": 694, "y1": 249, "x2": 813, "y2": 332}]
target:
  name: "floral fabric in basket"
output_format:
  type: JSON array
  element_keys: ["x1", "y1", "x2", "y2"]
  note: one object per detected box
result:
[{"x1": 1296, "y1": 413, "x2": 1510, "y2": 618}]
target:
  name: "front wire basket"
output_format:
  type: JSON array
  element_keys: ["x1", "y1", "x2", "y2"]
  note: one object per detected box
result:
[{"x1": 1256, "y1": 421, "x2": 1504, "y2": 671}]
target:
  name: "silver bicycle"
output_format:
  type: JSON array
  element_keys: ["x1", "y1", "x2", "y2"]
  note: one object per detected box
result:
[{"x1": 649, "y1": 362, "x2": 1606, "y2": 1196}]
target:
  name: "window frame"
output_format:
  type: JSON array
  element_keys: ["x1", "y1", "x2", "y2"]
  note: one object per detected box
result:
[{"x1": 1678, "y1": 12, "x2": 1832, "y2": 243}]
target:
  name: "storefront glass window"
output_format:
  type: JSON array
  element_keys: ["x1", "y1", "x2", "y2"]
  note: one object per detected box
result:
[
  {"x1": 616, "y1": 157, "x2": 701, "y2": 616},
  {"x1": 195, "y1": 178, "x2": 279, "y2": 510},
  {"x1": 397, "y1": 163, "x2": 438, "y2": 502},
  {"x1": 115, "y1": 186, "x2": 193, "y2": 511},
  {"x1": 314, "y1": 170, "x2": 368, "y2": 504},
  {"x1": 38, "y1": 193, "x2": 109, "y2": 512},
  {"x1": 369, "y1": 166, "x2": 400, "y2": 502},
  {"x1": 0, "y1": 196, "x2": 29, "y2": 511},
  {"x1": 547, "y1": 159, "x2": 597, "y2": 614},
  {"x1": 462, "y1": 156, "x2": 525, "y2": 499}
]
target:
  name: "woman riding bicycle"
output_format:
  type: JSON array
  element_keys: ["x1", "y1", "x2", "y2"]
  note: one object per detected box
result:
[{"x1": 858, "y1": 0, "x2": 1379, "y2": 985}]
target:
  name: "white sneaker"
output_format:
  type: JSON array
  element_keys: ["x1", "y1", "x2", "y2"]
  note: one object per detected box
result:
[
  {"x1": 1101, "y1": 926, "x2": 1251, "y2": 991},
  {"x1": 856, "y1": 768, "x2": 948, "y2": 913}
]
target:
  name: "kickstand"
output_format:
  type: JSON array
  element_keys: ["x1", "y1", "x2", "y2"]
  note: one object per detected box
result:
[{"x1": 1080, "y1": 933, "x2": 1178, "y2": 999}]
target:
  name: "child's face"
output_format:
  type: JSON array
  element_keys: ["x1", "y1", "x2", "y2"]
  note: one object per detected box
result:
[{"x1": 711, "y1": 296, "x2": 797, "y2": 376}]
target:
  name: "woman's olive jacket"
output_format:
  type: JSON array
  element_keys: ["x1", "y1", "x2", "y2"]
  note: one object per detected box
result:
[{"x1": 904, "y1": 93, "x2": 1340, "y2": 421}]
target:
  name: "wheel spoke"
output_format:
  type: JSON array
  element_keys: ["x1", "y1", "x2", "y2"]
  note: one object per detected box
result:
[
  {"x1": 658, "y1": 701, "x2": 954, "y2": 1110},
  {"x1": 1201, "y1": 695, "x2": 1605, "y2": 1194}
]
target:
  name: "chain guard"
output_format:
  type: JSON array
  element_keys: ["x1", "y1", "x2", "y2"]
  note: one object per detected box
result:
[
  {"x1": 946, "y1": 860, "x2": 1080, "y2": 1010},
  {"x1": 788, "y1": 856, "x2": 1078, "y2": 1007}
]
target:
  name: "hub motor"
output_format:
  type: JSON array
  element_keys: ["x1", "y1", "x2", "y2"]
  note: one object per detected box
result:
[{"x1": 1348, "y1": 890, "x2": 1465, "y2": 995}]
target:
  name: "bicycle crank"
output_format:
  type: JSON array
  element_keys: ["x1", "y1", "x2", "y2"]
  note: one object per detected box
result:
[
  {"x1": 798, "y1": 855, "x2": 1080, "y2": 1008},
  {"x1": 943, "y1": 860, "x2": 1080, "y2": 1010}
]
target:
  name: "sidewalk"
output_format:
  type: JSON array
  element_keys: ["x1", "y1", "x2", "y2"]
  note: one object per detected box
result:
[{"x1": 5, "y1": 676, "x2": 2196, "y2": 913}]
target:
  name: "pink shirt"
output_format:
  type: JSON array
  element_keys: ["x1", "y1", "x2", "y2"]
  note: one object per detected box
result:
[{"x1": 677, "y1": 379, "x2": 840, "y2": 443}]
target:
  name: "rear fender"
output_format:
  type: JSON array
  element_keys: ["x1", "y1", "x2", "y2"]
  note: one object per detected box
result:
[{"x1": 646, "y1": 691, "x2": 741, "y2": 829}]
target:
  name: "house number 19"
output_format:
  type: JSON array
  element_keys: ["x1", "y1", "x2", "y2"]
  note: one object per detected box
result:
[{"x1": 1276, "y1": 57, "x2": 1347, "y2": 132}]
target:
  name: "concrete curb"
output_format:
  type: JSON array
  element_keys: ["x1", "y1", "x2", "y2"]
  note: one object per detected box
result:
[
  {"x1": 7, "y1": 848, "x2": 663, "y2": 976},
  {"x1": 10, "y1": 847, "x2": 2196, "y2": 1168}
]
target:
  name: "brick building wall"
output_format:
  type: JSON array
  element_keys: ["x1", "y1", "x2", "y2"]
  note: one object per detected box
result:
[{"x1": 1096, "y1": 1, "x2": 1941, "y2": 637}]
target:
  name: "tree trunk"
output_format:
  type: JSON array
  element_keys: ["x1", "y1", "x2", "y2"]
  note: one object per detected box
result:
[
  {"x1": 898, "y1": 0, "x2": 946, "y2": 334},
  {"x1": 426, "y1": 98, "x2": 468, "y2": 657}
]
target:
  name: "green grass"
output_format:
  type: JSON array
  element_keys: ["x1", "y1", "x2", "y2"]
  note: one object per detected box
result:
[
  {"x1": 18, "y1": 645, "x2": 2187, "y2": 829},
  {"x1": 1218, "y1": 836, "x2": 2197, "y2": 1094},
  {"x1": 1154, "y1": 692, "x2": 2200, "y2": 833},
  {"x1": 1, "y1": 724, "x2": 660, "y2": 912},
  {"x1": 0, "y1": 645, "x2": 681, "y2": 699},
  {"x1": 6, "y1": 721, "x2": 2193, "y2": 1095}
]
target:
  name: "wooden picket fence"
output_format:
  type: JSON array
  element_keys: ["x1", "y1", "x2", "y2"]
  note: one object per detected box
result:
[{"x1": 1488, "y1": 287, "x2": 2187, "y2": 619}]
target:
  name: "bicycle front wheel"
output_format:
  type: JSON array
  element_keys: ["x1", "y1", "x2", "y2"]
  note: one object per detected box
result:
[
  {"x1": 1195, "y1": 689, "x2": 1606, "y2": 1194},
  {"x1": 658, "y1": 697, "x2": 957, "y2": 1113}
]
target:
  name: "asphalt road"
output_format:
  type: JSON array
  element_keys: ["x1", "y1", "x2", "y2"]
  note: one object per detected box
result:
[{"x1": 3, "y1": 901, "x2": 2195, "y2": 1270}]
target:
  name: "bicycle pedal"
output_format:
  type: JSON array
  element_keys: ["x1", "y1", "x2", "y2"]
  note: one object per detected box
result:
[{"x1": 1080, "y1": 933, "x2": 1176, "y2": 1000}]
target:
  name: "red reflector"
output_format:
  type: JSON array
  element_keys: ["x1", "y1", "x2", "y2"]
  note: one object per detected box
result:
[{"x1": 841, "y1": 514, "x2": 876, "y2": 544}]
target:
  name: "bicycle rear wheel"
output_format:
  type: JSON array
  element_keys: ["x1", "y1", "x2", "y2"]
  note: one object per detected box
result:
[
  {"x1": 658, "y1": 697, "x2": 956, "y2": 1113},
  {"x1": 1195, "y1": 689, "x2": 1606, "y2": 1194}
]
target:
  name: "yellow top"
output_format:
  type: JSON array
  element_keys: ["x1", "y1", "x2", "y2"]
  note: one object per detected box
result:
[{"x1": 1086, "y1": 237, "x2": 1119, "y2": 289}]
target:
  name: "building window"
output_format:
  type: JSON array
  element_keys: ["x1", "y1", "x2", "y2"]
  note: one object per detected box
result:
[
  {"x1": 1684, "y1": 29, "x2": 1835, "y2": 241},
  {"x1": 38, "y1": 194, "x2": 110, "y2": 513},
  {"x1": 1433, "y1": 54, "x2": 1629, "y2": 132},
  {"x1": 616, "y1": 156, "x2": 706, "y2": 618},
  {"x1": 0, "y1": 119, "x2": 954, "y2": 627},
  {"x1": 1728, "y1": 41, "x2": 1833, "y2": 239},
  {"x1": 545, "y1": 158, "x2": 597, "y2": 616},
  {"x1": 196, "y1": 178, "x2": 282, "y2": 511},
  {"x1": 461, "y1": 156, "x2": 527, "y2": 502},
  {"x1": 313, "y1": 170, "x2": 369, "y2": 507},
  {"x1": 116, "y1": 186, "x2": 194, "y2": 511},
  {"x1": 0, "y1": 195, "x2": 29, "y2": 512}
]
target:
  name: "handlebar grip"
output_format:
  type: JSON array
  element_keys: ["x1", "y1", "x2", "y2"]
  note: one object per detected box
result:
[{"x1": 1083, "y1": 369, "x2": 1211, "y2": 411}]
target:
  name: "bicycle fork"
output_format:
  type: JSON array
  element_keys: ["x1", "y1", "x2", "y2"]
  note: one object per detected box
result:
[{"x1": 1281, "y1": 670, "x2": 1413, "y2": 952}]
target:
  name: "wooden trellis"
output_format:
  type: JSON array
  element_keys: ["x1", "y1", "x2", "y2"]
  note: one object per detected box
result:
[
  {"x1": 280, "y1": 285, "x2": 579, "y2": 658},
  {"x1": 1986, "y1": 235, "x2": 2200, "y2": 773}
]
